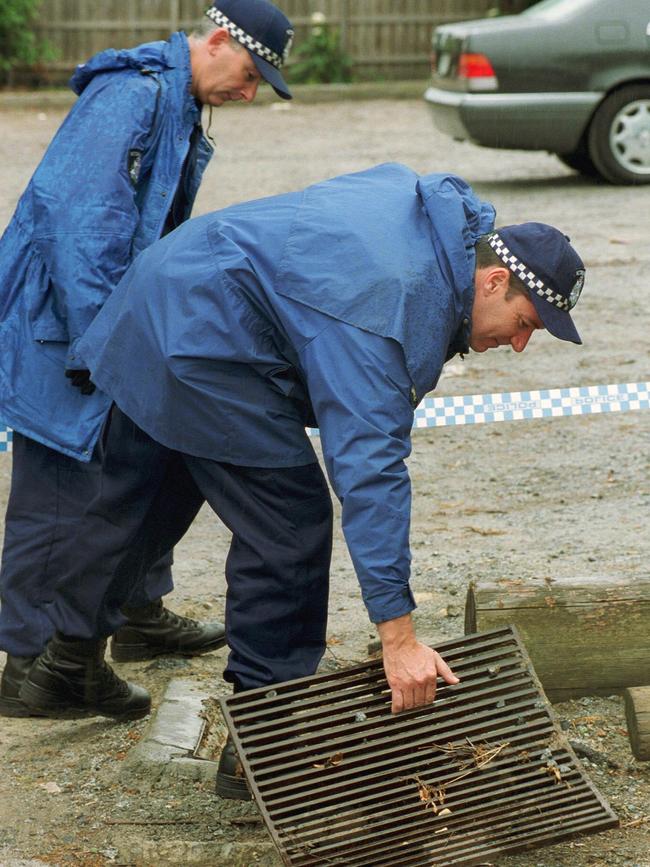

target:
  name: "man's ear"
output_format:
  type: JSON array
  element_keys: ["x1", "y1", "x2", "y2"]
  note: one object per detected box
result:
[
  {"x1": 207, "y1": 27, "x2": 230, "y2": 52},
  {"x1": 483, "y1": 266, "x2": 510, "y2": 297}
]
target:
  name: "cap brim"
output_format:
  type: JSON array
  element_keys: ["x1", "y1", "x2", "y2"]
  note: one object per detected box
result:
[
  {"x1": 251, "y1": 53, "x2": 292, "y2": 100},
  {"x1": 530, "y1": 292, "x2": 582, "y2": 345}
]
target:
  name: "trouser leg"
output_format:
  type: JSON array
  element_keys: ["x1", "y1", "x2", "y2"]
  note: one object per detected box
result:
[
  {"x1": 125, "y1": 549, "x2": 174, "y2": 608},
  {"x1": 45, "y1": 409, "x2": 204, "y2": 639},
  {"x1": 0, "y1": 433, "x2": 101, "y2": 656},
  {"x1": 183, "y1": 457, "x2": 333, "y2": 691},
  {"x1": 0, "y1": 424, "x2": 174, "y2": 657}
]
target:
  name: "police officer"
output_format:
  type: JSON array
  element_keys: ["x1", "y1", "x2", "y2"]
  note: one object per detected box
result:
[
  {"x1": 17, "y1": 165, "x2": 585, "y2": 801},
  {"x1": 0, "y1": 0, "x2": 295, "y2": 718}
]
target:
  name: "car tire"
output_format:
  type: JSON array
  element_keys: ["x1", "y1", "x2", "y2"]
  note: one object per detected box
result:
[
  {"x1": 587, "y1": 84, "x2": 650, "y2": 185},
  {"x1": 556, "y1": 145, "x2": 599, "y2": 178}
]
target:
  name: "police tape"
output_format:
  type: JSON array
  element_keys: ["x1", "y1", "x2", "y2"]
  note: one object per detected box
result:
[
  {"x1": 308, "y1": 380, "x2": 650, "y2": 435},
  {"x1": 1, "y1": 381, "x2": 648, "y2": 452},
  {"x1": 411, "y1": 380, "x2": 650, "y2": 429}
]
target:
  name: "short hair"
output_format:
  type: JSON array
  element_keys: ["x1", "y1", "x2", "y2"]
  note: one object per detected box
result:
[
  {"x1": 475, "y1": 233, "x2": 530, "y2": 300},
  {"x1": 190, "y1": 19, "x2": 244, "y2": 50}
]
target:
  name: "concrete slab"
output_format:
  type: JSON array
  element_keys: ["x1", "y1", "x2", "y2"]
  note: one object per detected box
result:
[{"x1": 121, "y1": 678, "x2": 220, "y2": 785}]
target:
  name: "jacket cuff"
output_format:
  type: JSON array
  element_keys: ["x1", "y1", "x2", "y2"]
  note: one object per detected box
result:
[{"x1": 367, "y1": 584, "x2": 417, "y2": 625}]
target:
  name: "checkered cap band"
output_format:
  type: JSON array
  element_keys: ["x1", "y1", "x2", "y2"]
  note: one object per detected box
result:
[
  {"x1": 205, "y1": 6, "x2": 290, "y2": 69},
  {"x1": 488, "y1": 232, "x2": 570, "y2": 312}
]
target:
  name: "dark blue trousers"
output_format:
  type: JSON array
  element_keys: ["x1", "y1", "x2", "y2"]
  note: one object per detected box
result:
[
  {"x1": 46, "y1": 408, "x2": 333, "y2": 691},
  {"x1": 0, "y1": 430, "x2": 173, "y2": 657}
]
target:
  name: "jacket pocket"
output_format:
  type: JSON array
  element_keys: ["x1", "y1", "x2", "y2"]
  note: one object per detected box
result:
[{"x1": 30, "y1": 275, "x2": 69, "y2": 342}]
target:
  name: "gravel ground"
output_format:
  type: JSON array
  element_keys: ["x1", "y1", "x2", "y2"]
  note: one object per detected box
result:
[{"x1": 0, "y1": 96, "x2": 649, "y2": 866}]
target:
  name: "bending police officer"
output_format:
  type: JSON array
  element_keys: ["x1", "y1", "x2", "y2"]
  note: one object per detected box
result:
[{"x1": 17, "y1": 165, "x2": 586, "y2": 801}]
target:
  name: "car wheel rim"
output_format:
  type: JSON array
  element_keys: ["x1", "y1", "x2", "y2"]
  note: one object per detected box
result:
[{"x1": 609, "y1": 99, "x2": 650, "y2": 175}]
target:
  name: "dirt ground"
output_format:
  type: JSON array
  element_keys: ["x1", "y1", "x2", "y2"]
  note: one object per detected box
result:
[{"x1": 0, "y1": 96, "x2": 649, "y2": 866}]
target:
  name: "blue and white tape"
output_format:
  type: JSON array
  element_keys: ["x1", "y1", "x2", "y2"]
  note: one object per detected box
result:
[
  {"x1": 0, "y1": 427, "x2": 11, "y2": 453},
  {"x1": 1, "y1": 382, "x2": 648, "y2": 452},
  {"x1": 412, "y1": 380, "x2": 650, "y2": 429},
  {"x1": 310, "y1": 380, "x2": 650, "y2": 436}
]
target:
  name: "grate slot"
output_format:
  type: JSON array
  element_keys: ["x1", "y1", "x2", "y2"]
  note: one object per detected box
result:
[
  {"x1": 220, "y1": 627, "x2": 617, "y2": 865},
  {"x1": 228, "y1": 630, "x2": 523, "y2": 719},
  {"x1": 251, "y1": 690, "x2": 544, "y2": 773},
  {"x1": 286, "y1": 797, "x2": 612, "y2": 866},
  {"x1": 256, "y1": 708, "x2": 554, "y2": 807},
  {"x1": 332, "y1": 808, "x2": 615, "y2": 867},
  {"x1": 231, "y1": 638, "x2": 528, "y2": 727},
  {"x1": 280, "y1": 772, "x2": 594, "y2": 852},
  {"x1": 245, "y1": 677, "x2": 544, "y2": 762},
  {"x1": 277, "y1": 750, "x2": 589, "y2": 836},
  {"x1": 242, "y1": 667, "x2": 538, "y2": 752}
]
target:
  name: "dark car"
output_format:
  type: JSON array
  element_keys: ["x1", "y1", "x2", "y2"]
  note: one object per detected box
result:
[{"x1": 424, "y1": 0, "x2": 650, "y2": 184}]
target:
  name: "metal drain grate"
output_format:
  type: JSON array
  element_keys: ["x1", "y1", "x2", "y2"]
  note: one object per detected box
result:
[{"x1": 219, "y1": 626, "x2": 618, "y2": 866}]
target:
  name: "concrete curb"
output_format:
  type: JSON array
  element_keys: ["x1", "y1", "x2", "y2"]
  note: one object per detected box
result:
[
  {"x1": 118, "y1": 678, "x2": 282, "y2": 865},
  {"x1": 121, "y1": 678, "x2": 219, "y2": 785},
  {"x1": 0, "y1": 79, "x2": 426, "y2": 111}
]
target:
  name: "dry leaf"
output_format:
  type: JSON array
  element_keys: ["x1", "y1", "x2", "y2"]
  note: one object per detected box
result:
[
  {"x1": 544, "y1": 763, "x2": 563, "y2": 783},
  {"x1": 312, "y1": 752, "x2": 344, "y2": 770}
]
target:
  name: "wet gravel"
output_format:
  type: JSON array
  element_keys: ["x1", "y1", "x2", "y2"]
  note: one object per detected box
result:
[{"x1": 1, "y1": 96, "x2": 649, "y2": 865}]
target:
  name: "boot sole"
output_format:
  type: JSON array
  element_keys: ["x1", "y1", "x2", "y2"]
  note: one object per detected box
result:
[
  {"x1": 215, "y1": 770, "x2": 252, "y2": 801},
  {"x1": 19, "y1": 681, "x2": 151, "y2": 721},
  {"x1": 0, "y1": 695, "x2": 46, "y2": 719},
  {"x1": 110, "y1": 636, "x2": 227, "y2": 663}
]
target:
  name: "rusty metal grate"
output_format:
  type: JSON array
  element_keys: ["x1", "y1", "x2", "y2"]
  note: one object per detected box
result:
[{"x1": 219, "y1": 626, "x2": 618, "y2": 866}]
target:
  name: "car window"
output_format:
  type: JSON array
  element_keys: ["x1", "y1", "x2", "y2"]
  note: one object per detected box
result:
[{"x1": 521, "y1": 0, "x2": 600, "y2": 19}]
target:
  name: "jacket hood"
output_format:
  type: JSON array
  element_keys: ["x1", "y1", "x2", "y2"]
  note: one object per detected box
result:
[
  {"x1": 416, "y1": 172, "x2": 496, "y2": 298},
  {"x1": 69, "y1": 39, "x2": 175, "y2": 95}
]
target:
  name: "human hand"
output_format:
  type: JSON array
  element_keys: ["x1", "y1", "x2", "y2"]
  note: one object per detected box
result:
[
  {"x1": 65, "y1": 368, "x2": 96, "y2": 395},
  {"x1": 377, "y1": 614, "x2": 460, "y2": 713}
]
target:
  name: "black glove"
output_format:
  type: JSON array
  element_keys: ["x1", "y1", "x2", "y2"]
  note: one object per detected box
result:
[{"x1": 65, "y1": 368, "x2": 96, "y2": 395}]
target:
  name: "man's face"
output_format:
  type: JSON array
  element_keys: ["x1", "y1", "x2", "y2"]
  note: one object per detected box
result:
[
  {"x1": 191, "y1": 29, "x2": 262, "y2": 107},
  {"x1": 469, "y1": 266, "x2": 544, "y2": 353}
]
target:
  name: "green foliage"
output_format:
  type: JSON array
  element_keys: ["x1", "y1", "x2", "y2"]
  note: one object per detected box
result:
[
  {"x1": 288, "y1": 25, "x2": 353, "y2": 85},
  {"x1": 0, "y1": 0, "x2": 54, "y2": 75}
]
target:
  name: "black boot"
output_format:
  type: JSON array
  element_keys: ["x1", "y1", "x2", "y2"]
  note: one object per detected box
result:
[
  {"x1": 215, "y1": 736, "x2": 252, "y2": 800},
  {"x1": 110, "y1": 599, "x2": 226, "y2": 662},
  {"x1": 0, "y1": 655, "x2": 42, "y2": 718},
  {"x1": 18, "y1": 632, "x2": 151, "y2": 720}
]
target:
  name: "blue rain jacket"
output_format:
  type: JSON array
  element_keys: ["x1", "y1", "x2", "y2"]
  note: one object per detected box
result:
[
  {"x1": 78, "y1": 163, "x2": 495, "y2": 623},
  {"x1": 0, "y1": 32, "x2": 213, "y2": 459}
]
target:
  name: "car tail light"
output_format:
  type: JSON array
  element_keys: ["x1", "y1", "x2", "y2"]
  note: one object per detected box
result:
[{"x1": 458, "y1": 52, "x2": 498, "y2": 91}]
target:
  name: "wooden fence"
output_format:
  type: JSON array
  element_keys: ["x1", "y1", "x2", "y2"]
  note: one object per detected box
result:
[{"x1": 33, "y1": 0, "x2": 533, "y2": 83}]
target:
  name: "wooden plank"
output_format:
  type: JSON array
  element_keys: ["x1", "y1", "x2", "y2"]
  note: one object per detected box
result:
[
  {"x1": 465, "y1": 576, "x2": 650, "y2": 701},
  {"x1": 624, "y1": 686, "x2": 650, "y2": 761}
]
